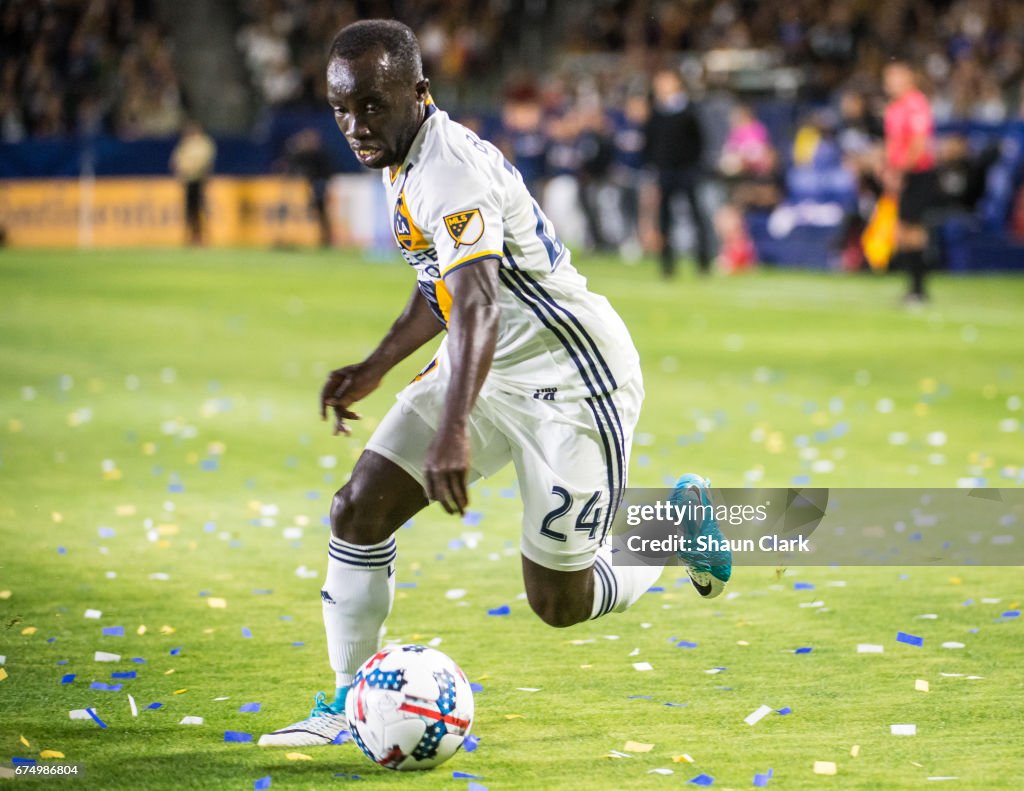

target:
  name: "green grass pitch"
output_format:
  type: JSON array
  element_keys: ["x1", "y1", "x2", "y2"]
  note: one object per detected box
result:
[{"x1": 1, "y1": 249, "x2": 1022, "y2": 789}]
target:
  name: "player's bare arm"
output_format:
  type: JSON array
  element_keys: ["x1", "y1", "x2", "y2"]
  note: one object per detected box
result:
[
  {"x1": 320, "y1": 283, "x2": 442, "y2": 435},
  {"x1": 424, "y1": 257, "x2": 501, "y2": 515}
]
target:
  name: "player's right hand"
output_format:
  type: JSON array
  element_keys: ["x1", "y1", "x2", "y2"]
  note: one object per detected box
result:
[{"x1": 320, "y1": 363, "x2": 382, "y2": 436}]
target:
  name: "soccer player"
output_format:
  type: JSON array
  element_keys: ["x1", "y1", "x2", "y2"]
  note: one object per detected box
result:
[
  {"x1": 259, "y1": 19, "x2": 731, "y2": 748},
  {"x1": 882, "y1": 60, "x2": 936, "y2": 303}
]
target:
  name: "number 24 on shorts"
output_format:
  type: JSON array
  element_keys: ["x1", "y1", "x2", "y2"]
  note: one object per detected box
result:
[{"x1": 540, "y1": 487, "x2": 604, "y2": 542}]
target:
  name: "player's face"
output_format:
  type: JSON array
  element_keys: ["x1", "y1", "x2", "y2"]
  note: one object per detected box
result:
[{"x1": 327, "y1": 50, "x2": 428, "y2": 169}]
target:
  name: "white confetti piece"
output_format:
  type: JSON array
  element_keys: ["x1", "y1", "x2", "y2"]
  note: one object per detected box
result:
[
  {"x1": 628, "y1": 647, "x2": 640, "y2": 657},
  {"x1": 318, "y1": 455, "x2": 337, "y2": 469},
  {"x1": 814, "y1": 761, "x2": 837, "y2": 775},
  {"x1": 607, "y1": 750, "x2": 633, "y2": 759},
  {"x1": 445, "y1": 589, "x2": 466, "y2": 600},
  {"x1": 427, "y1": 637, "x2": 442, "y2": 647},
  {"x1": 84, "y1": 609, "x2": 102, "y2": 619},
  {"x1": 704, "y1": 667, "x2": 726, "y2": 674},
  {"x1": 283, "y1": 527, "x2": 303, "y2": 540},
  {"x1": 850, "y1": 745, "x2": 860, "y2": 757},
  {"x1": 69, "y1": 709, "x2": 93, "y2": 720},
  {"x1": 648, "y1": 768, "x2": 674, "y2": 775},
  {"x1": 857, "y1": 644, "x2": 884, "y2": 653},
  {"x1": 915, "y1": 613, "x2": 938, "y2": 619},
  {"x1": 128, "y1": 694, "x2": 138, "y2": 717},
  {"x1": 149, "y1": 573, "x2": 170, "y2": 581},
  {"x1": 940, "y1": 673, "x2": 965, "y2": 677},
  {"x1": 213, "y1": 697, "x2": 230, "y2": 701},
  {"x1": 981, "y1": 597, "x2": 1001, "y2": 604},
  {"x1": 94, "y1": 651, "x2": 120, "y2": 662},
  {"x1": 827, "y1": 580, "x2": 847, "y2": 587},
  {"x1": 179, "y1": 716, "x2": 204, "y2": 725},
  {"x1": 941, "y1": 642, "x2": 965, "y2": 649},
  {"x1": 517, "y1": 687, "x2": 541, "y2": 692},
  {"x1": 891, "y1": 724, "x2": 916, "y2": 736},
  {"x1": 0, "y1": 655, "x2": 5, "y2": 665},
  {"x1": 799, "y1": 600, "x2": 825, "y2": 608},
  {"x1": 915, "y1": 679, "x2": 930, "y2": 692},
  {"x1": 295, "y1": 565, "x2": 318, "y2": 579},
  {"x1": 927, "y1": 777, "x2": 960, "y2": 781},
  {"x1": 603, "y1": 634, "x2": 620, "y2": 641},
  {"x1": 744, "y1": 705, "x2": 773, "y2": 725},
  {"x1": 207, "y1": 598, "x2": 227, "y2": 609},
  {"x1": 632, "y1": 662, "x2": 653, "y2": 672}
]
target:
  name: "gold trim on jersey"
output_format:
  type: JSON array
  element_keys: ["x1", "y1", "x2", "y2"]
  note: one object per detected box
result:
[{"x1": 441, "y1": 250, "x2": 502, "y2": 278}]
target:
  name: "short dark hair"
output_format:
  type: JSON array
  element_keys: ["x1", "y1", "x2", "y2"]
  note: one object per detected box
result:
[{"x1": 329, "y1": 19, "x2": 423, "y2": 82}]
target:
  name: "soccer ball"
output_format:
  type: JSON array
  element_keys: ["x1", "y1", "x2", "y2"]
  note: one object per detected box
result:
[{"x1": 345, "y1": 644, "x2": 475, "y2": 771}]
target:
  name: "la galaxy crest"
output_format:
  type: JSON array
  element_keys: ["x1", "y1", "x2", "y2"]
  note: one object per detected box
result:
[{"x1": 443, "y1": 209, "x2": 484, "y2": 248}]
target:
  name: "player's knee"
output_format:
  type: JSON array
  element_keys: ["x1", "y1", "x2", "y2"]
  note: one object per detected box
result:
[
  {"x1": 527, "y1": 594, "x2": 587, "y2": 629},
  {"x1": 330, "y1": 482, "x2": 393, "y2": 544}
]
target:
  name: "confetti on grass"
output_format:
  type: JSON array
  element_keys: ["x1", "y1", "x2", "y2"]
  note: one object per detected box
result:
[
  {"x1": 744, "y1": 705, "x2": 774, "y2": 725},
  {"x1": 813, "y1": 761, "x2": 837, "y2": 775},
  {"x1": 753, "y1": 768, "x2": 774, "y2": 787},
  {"x1": 623, "y1": 741, "x2": 654, "y2": 753},
  {"x1": 896, "y1": 632, "x2": 924, "y2": 647},
  {"x1": 254, "y1": 778, "x2": 271, "y2": 791},
  {"x1": 689, "y1": 774, "x2": 714, "y2": 786},
  {"x1": 891, "y1": 724, "x2": 917, "y2": 736},
  {"x1": 487, "y1": 605, "x2": 510, "y2": 616},
  {"x1": 224, "y1": 731, "x2": 253, "y2": 743},
  {"x1": 239, "y1": 702, "x2": 261, "y2": 713}
]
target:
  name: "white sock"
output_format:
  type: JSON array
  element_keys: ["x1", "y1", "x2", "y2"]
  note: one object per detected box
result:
[
  {"x1": 590, "y1": 544, "x2": 663, "y2": 619},
  {"x1": 322, "y1": 536, "x2": 396, "y2": 689}
]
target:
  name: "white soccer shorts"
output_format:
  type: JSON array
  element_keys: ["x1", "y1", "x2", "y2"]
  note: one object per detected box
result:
[{"x1": 365, "y1": 356, "x2": 642, "y2": 573}]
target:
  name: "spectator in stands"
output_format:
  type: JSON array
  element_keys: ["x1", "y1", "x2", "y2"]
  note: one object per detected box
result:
[
  {"x1": 608, "y1": 91, "x2": 649, "y2": 262},
  {"x1": 883, "y1": 60, "x2": 936, "y2": 304},
  {"x1": 170, "y1": 121, "x2": 217, "y2": 246},
  {"x1": 284, "y1": 128, "x2": 334, "y2": 247},
  {"x1": 575, "y1": 101, "x2": 615, "y2": 252},
  {"x1": 644, "y1": 67, "x2": 709, "y2": 278}
]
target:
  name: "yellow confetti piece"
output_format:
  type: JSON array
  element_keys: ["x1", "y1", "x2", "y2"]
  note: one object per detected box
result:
[
  {"x1": 51, "y1": 512, "x2": 63, "y2": 524},
  {"x1": 949, "y1": 577, "x2": 962, "y2": 586},
  {"x1": 173, "y1": 688, "x2": 188, "y2": 694},
  {"x1": 8, "y1": 418, "x2": 22, "y2": 432},
  {"x1": 115, "y1": 504, "x2": 137, "y2": 516},
  {"x1": 208, "y1": 441, "x2": 226, "y2": 455},
  {"x1": 186, "y1": 452, "x2": 199, "y2": 465},
  {"x1": 164, "y1": 669, "x2": 176, "y2": 675},
  {"x1": 160, "y1": 625, "x2": 176, "y2": 635},
  {"x1": 157, "y1": 524, "x2": 179, "y2": 536},
  {"x1": 737, "y1": 640, "x2": 750, "y2": 646},
  {"x1": 851, "y1": 745, "x2": 860, "y2": 758},
  {"x1": 142, "y1": 442, "x2": 157, "y2": 456},
  {"x1": 39, "y1": 750, "x2": 64, "y2": 759},
  {"x1": 915, "y1": 679, "x2": 930, "y2": 692},
  {"x1": 21, "y1": 627, "x2": 37, "y2": 636},
  {"x1": 0, "y1": 668, "x2": 7, "y2": 681},
  {"x1": 285, "y1": 752, "x2": 313, "y2": 761},
  {"x1": 623, "y1": 741, "x2": 654, "y2": 753},
  {"x1": 102, "y1": 469, "x2": 122, "y2": 481},
  {"x1": 157, "y1": 539, "x2": 171, "y2": 549},
  {"x1": 137, "y1": 625, "x2": 147, "y2": 636},
  {"x1": 672, "y1": 754, "x2": 694, "y2": 764},
  {"x1": 579, "y1": 664, "x2": 593, "y2": 669},
  {"x1": 207, "y1": 598, "x2": 227, "y2": 609},
  {"x1": 913, "y1": 402, "x2": 929, "y2": 417},
  {"x1": 19, "y1": 736, "x2": 29, "y2": 747},
  {"x1": 920, "y1": 378, "x2": 938, "y2": 394},
  {"x1": 203, "y1": 628, "x2": 216, "y2": 634},
  {"x1": 0, "y1": 590, "x2": 11, "y2": 599},
  {"x1": 814, "y1": 761, "x2": 837, "y2": 775},
  {"x1": 504, "y1": 714, "x2": 524, "y2": 720}
]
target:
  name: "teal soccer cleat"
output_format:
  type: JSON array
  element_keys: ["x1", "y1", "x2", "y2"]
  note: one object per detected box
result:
[
  {"x1": 671, "y1": 474, "x2": 732, "y2": 599},
  {"x1": 257, "y1": 690, "x2": 348, "y2": 747}
]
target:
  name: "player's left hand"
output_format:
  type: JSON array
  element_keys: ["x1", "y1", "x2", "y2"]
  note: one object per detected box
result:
[{"x1": 424, "y1": 424, "x2": 470, "y2": 515}]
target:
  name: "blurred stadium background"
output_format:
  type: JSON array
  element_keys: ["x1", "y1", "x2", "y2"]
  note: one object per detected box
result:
[{"x1": 3, "y1": 0, "x2": 1024, "y2": 271}]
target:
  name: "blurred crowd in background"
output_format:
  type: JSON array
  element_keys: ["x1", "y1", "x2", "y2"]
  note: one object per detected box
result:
[{"x1": 3, "y1": 0, "x2": 1024, "y2": 268}]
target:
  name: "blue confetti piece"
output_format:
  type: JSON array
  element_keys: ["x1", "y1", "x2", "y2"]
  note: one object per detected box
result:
[
  {"x1": 470, "y1": 683, "x2": 484, "y2": 693},
  {"x1": 896, "y1": 631, "x2": 924, "y2": 647},
  {"x1": 1002, "y1": 610, "x2": 1020, "y2": 618},
  {"x1": 57, "y1": 546, "x2": 67, "y2": 555},
  {"x1": 776, "y1": 707, "x2": 792, "y2": 715},
  {"x1": 239, "y1": 702, "x2": 261, "y2": 713},
  {"x1": 463, "y1": 734, "x2": 480, "y2": 752},
  {"x1": 791, "y1": 475, "x2": 810, "y2": 485},
  {"x1": 241, "y1": 627, "x2": 253, "y2": 638},
  {"x1": 753, "y1": 768, "x2": 774, "y2": 787},
  {"x1": 254, "y1": 777, "x2": 271, "y2": 791},
  {"x1": 462, "y1": 511, "x2": 484, "y2": 527},
  {"x1": 676, "y1": 641, "x2": 699, "y2": 649},
  {"x1": 452, "y1": 772, "x2": 483, "y2": 780},
  {"x1": 305, "y1": 490, "x2": 320, "y2": 500},
  {"x1": 146, "y1": 702, "x2": 163, "y2": 709},
  {"x1": 98, "y1": 527, "x2": 116, "y2": 538},
  {"x1": 11, "y1": 758, "x2": 37, "y2": 766},
  {"x1": 663, "y1": 702, "x2": 688, "y2": 707},
  {"x1": 468, "y1": 784, "x2": 488, "y2": 791},
  {"x1": 252, "y1": 588, "x2": 273, "y2": 595},
  {"x1": 331, "y1": 730, "x2": 351, "y2": 745},
  {"x1": 131, "y1": 657, "x2": 146, "y2": 664},
  {"x1": 794, "y1": 647, "x2": 812, "y2": 654},
  {"x1": 56, "y1": 660, "x2": 69, "y2": 665},
  {"x1": 395, "y1": 582, "x2": 416, "y2": 589},
  {"x1": 90, "y1": 682, "x2": 123, "y2": 692},
  {"x1": 198, "y1": 590, "x2": 211, "y2": 597},
  {"x1": 689, "y1": 774, "x2": 714, "y2": 786},
  {"x1": 170, "y1": 647, "x2": 182, "y2": 656},
  {"x1": 102, "y1": 626, "x2": 124, "y2": 637},
  {"x1": 963, "y1": 599, "x2": 974, "y2": 606},
  {"x1": 793, "y1": 582, "x2": 815, "y2": 590},
  {"x1": 200, "y1": 459, "x2": 219, "y2": 471},
  {"x1": 487, "y1": 605, "x2": 510, "y2": 616},
  {"x1": 61, "y1": 674, "x2": 76, "y2": 684},
  {"x1": 499, "y1": 488, "x2": 516, "y2": 498},
  {"x1": 47, "y1": 637, "x2": 57, "y2": 644},
  {"x1": 224, "y1": 731, "x2": 253, "y2": 743},
  {"x1": 111, "y1": 671, "x2": 136, "y2": 679},
  {"x1": 647, "y1": 586, "x2": 666, "y2": 593},
  {"x1": 292, "y1": 642, "x2": 304, "y2": 647},
  {"x1": 627, "y1": 695, "x2": 653, "y2": 699},
  {"x1": 87, "y1": 707, "x2": 108, "y2": 728},
  {"x1": 203, "y1": 522, "x2": 217, "y2": 532},
  {"x1": 168, "y1": 483, "x2": 184, "y2": 493},
  {"x1": 448, "y1": 538, "x2": 466, "y2": 550}
]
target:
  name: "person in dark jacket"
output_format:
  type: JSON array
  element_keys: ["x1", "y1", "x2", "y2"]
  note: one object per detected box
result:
[{"x1": 644, "y1": 68, "x2": 710, "y2": 277}]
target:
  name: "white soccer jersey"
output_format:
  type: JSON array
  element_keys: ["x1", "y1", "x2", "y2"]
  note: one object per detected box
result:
[{"x1": 381, "y1": 103, "x2": 640, "y2": 401}]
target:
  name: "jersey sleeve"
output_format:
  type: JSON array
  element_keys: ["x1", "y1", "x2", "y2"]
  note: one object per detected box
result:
[{"x1": 426, "y1": 167, "x2": 505, "y2": 279}]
